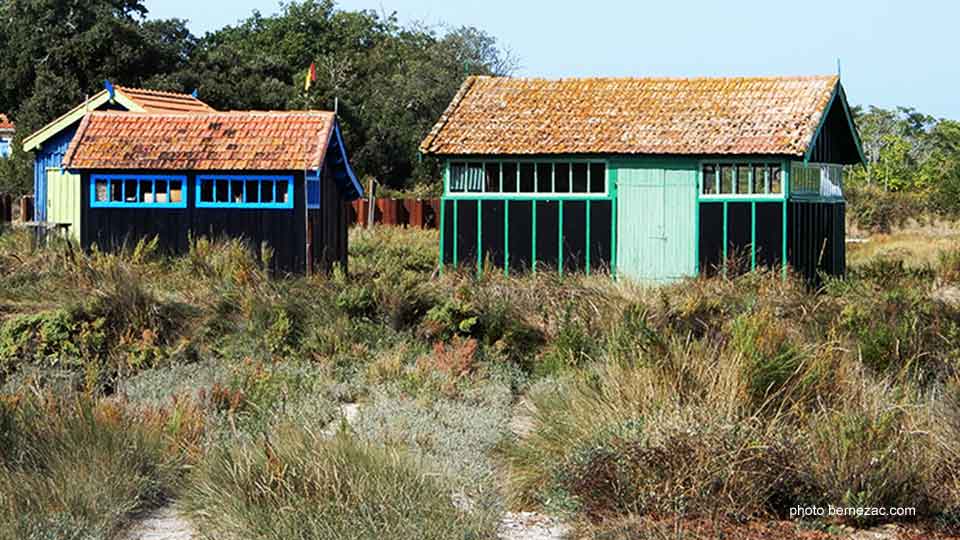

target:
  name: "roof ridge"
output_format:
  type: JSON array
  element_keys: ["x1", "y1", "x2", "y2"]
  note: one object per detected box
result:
[
  {"x1": 115, "y1": 86, "x2": 203, "y2": 99},
  {"x1": 472, "y1": 74, "x2": 839, "y2": 83},
  {"x1": 86, "y1": 109, "x2": 335, "y2": 116}
]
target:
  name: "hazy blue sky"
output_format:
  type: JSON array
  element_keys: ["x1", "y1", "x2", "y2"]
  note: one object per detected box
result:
[{"x1": 144, "y1": 0, "x2": 958, "y2": 119}]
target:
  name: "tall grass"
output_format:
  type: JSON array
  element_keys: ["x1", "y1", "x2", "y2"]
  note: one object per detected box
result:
[
  {"x1": 0, "y1": 392, "x2": 203, "y2": 540},
  {"x1": 2, "y1": 223, "x2": 960, "y2": 534},
  {"x1": 181, "y1": 425, "x2": 498, "y2": 540}
]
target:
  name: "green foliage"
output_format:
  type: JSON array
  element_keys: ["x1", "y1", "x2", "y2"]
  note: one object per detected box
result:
[
  {"x1": 0, "y1": 1, "x2": 515, "y2": 192},
  {"x1": 848, "y1": 106, "x2": 960, "y2": 217}
]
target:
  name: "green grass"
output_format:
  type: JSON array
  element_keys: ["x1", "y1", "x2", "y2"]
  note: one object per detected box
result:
[
  {"x1": 181, "y1": 427, "x2": 498, "y2": 540},
  {"x1": 0, "y1": 392, "x2": 202, "y2": 540},
  {"x1": 1, "y1": 222, "x2": 960, "y2": 535}
]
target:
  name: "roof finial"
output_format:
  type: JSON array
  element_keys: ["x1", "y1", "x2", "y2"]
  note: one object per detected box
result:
[
  {"x1": 836, "y1": 58, "x2": 841, "y2": 79},
  {"x1": 104, "y1": 80, "x2": 115, "y2": 101},
  {"x1": 191, "y1": 89, "x2": 199, "y2": 99}
]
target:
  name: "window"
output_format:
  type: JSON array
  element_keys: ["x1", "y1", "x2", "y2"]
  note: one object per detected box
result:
[
  {"x1": 446, "y1": 161, "x2": 607, "y2": 196},
  {"x1": 702, "y1": 165, "x2": 717, "y2": 194},
  {"x1": 196, "y1": 175, "x2": 293, "y2": 208},
  {"x1": 449, "y1": 163, "x2": 483, "y2": 192},
  {"x1": 91, "y1": 174, "x2": 186, "y2": 207},
  {"x1": 701, "y1": 163, "x2": 783, "y2": 196},
  {"x1": 789, "y1": 162, "x2": 842, "y2": 198}
]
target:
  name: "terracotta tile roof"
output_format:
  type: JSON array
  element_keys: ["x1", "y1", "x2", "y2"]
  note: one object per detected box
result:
[
  {"x1": 420, "y1": 75, "x2": 840, "y2": 157},
  {"x1": 117, "y1": 86, "x2": 215, "y2": 113},
  {"x1": 63, "y1": 111, "x2": 336, "y2": 171},
  {"x1": 0, "y1": 113, "x2": 13, "y2": 131}
]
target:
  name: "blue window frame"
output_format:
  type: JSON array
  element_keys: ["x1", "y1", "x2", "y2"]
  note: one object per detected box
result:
[
  {"x1": 91, "y1": 174, "x2": 187, "y2": 208},
  {"x1": 196, "y1": 175, "x2": 294, "y2": 209},
  {"x1": 0, "y1": 138, "x2": 10, "y2": 158},
  {"x1": 307, "y1": 171, "x2": 320, "y2": 209}
]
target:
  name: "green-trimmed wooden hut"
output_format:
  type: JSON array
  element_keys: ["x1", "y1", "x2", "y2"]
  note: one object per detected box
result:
[{"x1": 420, "y1": 75, "x2": 864, "y2": 283}]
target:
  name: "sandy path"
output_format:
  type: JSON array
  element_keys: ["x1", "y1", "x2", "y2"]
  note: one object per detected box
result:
[{"x1": 121, "y1": 507, "x2": 194, "y2": 540}]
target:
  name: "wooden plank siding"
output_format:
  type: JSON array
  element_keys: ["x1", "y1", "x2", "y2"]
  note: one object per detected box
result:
[{"x1": 80, "y1": 170, "x2": 311, "y2": 274}]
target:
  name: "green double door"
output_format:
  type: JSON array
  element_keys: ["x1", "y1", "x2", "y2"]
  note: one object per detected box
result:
[{"x1": 615, "y1": 162, "x2": 697, "y2": 282}]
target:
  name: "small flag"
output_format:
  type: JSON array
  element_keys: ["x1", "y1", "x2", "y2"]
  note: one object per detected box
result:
[{"x1": 305, "y1": 63, "x2": 317, "y2": 91}]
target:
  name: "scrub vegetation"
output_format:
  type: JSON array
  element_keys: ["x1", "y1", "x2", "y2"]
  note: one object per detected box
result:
[{"x1": 0, "y1": 221, "x2": 959, "y2": 539}]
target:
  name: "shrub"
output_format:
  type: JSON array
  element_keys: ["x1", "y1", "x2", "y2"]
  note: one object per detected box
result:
[{"x1": 181, "y1": 428, "x2": 497, "y2": 540}]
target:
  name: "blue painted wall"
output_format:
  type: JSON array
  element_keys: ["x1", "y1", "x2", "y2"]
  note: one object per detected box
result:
[{"x1": 33, "y1": 125, "x2": 77, "y2": 221}]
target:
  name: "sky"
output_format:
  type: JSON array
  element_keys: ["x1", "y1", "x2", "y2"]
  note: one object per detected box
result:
[{"x1": 144, "y1": 0, "x2": 959, "y2": 119}]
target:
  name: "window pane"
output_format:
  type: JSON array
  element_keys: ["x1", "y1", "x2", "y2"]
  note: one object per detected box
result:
[
  {"x1": 155, "y1": 180, "x2": 168, "y2": 203},
  {"x1": 501, "y1": 163, "x2": 517, "y2": 193},
  {"x1": 484, "y1": 163, "x2": 499, "y2": 192},
  {"x1": 124, "y1": 179, "x2": 138, "y2": 202},
  {"x1": 96, "y1": 179, "x2": 109, "y2": 202},
  {"x1": 170, "y1": 180, "x2": 183, "y2": 204},
  {"x1": 200, "y1": 179, "x2": 214, "y2": 202},
  {"x1": 753, "y1": 165, "x2": 766, "y2": 194},
  {"x1": 245, "y1": 180, "x2": 259, "y2": 203},
  {"x1": 449, "y1": 163, "x2": 466, "y2": 193},
  {"x1": 702, "y1": 165, "x2": 717, "y2": 194},
  {"x1": 554, "y1": 163, "x2": 570, "y2": 193},
  {"x1": 737, "y1": 165, "x2": 750, "y2": 194},
  {"x1": 277, "y1": 180, "x2": 289, "y2": 203},
  {"x1": 589, "y1": 163, "x2": 605, "y2": 193},
  {"x1": 466, "y1": 163, "x2": 484, "y2": 192},
  {"x1": 770, "y1": 166, "x2": 782, "y2": 193},
  {"x1": 111, "y1": 181, "x2": 123, "y2": 202},
  {"x1": 519, "y1": 163, "x2": 535, "y2": 193},
  {"x1": 536, "y1": 163, "x2": 552, "y2": 192},
  {"x1": 139, "y1": 180, "x2": 153, "y2": 202},
  {"x1": 231, "y1": 180, "x2": 244, "y2": 203},
  {"x1": 572, "y1": 163, "x2": 588, "y2": 193},
  {"x1": 720, "y1": 165, "x2": 734, "y2": 194},
  {"x1": 215, "y1": 179, "x2": 229, "y2": 202},
  {"x1": 261, "y1": 180, "x2": 274, "y2": 203}
]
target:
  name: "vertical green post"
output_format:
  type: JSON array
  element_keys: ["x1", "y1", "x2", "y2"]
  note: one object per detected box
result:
[
  {"x1": 439, "y1": 162, "x2": 446, "y2": 271},
  {"x1": 722, "y1": 201, "x2": 728, "y2": 263},
  {"x1": 531, "y1": 200, "x2": 537, "y2": 272},
  {"x1": 585, "y1": 200, "x2": 591, "y2": 275},
  {"x1": 477, "y1": 200, "x2": 482, "y2": 275},
  {"x1": 452, "y1": 199, "x2": 458, "y2": 266},
  {"x1": 750, "y1": 201, "x2": 757, "y2": 270},
  {"x1": 694, "y1": 165, "x2": 701, "y2": 274},
  {"x1": 558, "y1": 200, "x2": 564, "y2": 274},
  {"x1": 610, "y1": 166, "x2": 618, "y2": 277},
  {"x1": 504, "y1": 200, "x2": 509, "y2": 276}
]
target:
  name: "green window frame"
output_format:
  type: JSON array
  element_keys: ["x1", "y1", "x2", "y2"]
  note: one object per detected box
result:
[
  {"x1": 699, "y1": 161, "x2": 784, "y2": 199},
  {"x1": 445, "y1": 159, "x2": 609, "y2": 198}
]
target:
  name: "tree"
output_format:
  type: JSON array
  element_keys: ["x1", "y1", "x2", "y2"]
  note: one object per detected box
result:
[{"x1": 0, "y1": 0, "x2": 200, "y2": 193}]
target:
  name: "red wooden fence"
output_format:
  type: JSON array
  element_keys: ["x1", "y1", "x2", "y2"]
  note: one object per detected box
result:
[{"x1": 348, "y1": 198, "x2": 440, "y2": 229}]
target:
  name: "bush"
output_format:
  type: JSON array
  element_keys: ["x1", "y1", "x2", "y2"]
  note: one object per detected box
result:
[
  {"x1": 181, "y1": 428, "x2": 497, "y2": 540},
  {"x1": 846, "y1": 184, "x2": 928, "y2": 233}
]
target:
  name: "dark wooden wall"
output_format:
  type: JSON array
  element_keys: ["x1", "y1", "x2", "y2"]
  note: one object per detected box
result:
[
  {"x1": 787, "y1": 200, "x2": 845, "y2": 285},
  {"x1": 442, "y1": 198, "x2": 613, "y2": 274},
  {"x1": 307, "y1": 164, "x2": 350, "y2": 274},
  {"x1": 81, "y1": 170, "x2": 310, "y2": 274},
  {"x1": 807, "y1": 88, "x2": 862, "y2": 165},
  {"x1": 698, "y1": 201, "x2": 783, "y2": 276}
]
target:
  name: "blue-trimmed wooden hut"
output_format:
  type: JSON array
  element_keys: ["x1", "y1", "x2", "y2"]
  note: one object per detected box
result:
[{"x1": 59, "y1": 110, "x2": 362, "y2": 274}]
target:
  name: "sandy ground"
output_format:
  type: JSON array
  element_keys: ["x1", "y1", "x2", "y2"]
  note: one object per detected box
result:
[{"x1": 121, "y1": 507, "x2": 194, "y2": 540}]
